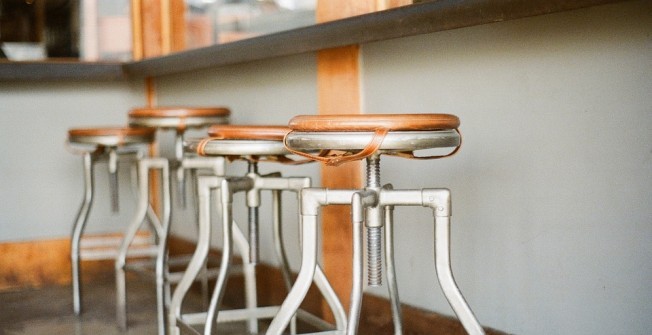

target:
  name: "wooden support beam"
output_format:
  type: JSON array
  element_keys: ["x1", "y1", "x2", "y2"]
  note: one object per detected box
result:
[
  {"x1": 131, "y1": 0, "x2": 185, "y2": 214},
  {"x1": 316, "y1": 0, "x2": 381, "y2": 316}
]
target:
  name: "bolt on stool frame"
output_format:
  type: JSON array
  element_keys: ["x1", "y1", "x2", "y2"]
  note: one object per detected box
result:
[
  {"x1": 266, "y1": 114, "x2": 485, "y2": 335},
  {"x1": 67, "y1": 127, "x2": 157, "y2": 316},
  {"x1": 116, "y1": 107, "x2": 230, "y2": 335},
  {"x1": 170, "y1": 125, "x2": 346, "y2": 335}
]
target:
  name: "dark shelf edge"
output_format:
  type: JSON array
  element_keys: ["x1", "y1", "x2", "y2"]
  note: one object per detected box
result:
[
  {"x1": 0, "y1": 0, "x2": 628, "y2": 81},
  {"x1": 0, "y1": 61, "x2": 126, "y2": 81},
  {"x1": 123, "y1": 0, "x2": 627, "y2": 77}
]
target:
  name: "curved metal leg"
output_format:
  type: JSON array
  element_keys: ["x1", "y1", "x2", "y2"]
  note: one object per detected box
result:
[
  {"x1": 155, "y1": 162, "x2": 171, "y2": 335},
  {"x1": 384, "y1": 206, "x2": 403, "y2": 335},
  {"x1": 272, "y1": 190, "x2": 297, "y2": 334},
  {"x1": 168, "y1": 176, "x2": 215, "y2": 335},
  {"x1": 265, "y1": 214, "x2": 319, "y2": 335},
  {"x1": 232, "y1": 220, "x2": 259, "y2": 334},
  {"x1": 272, "y1": 190, "x2": 293, "y2": 291},
  {"x1": 204, "y1": 180, "x2": 234, "y2": 335},
  {"x1": 313, "y1": 265, "x2": 347, "y2": 331},
  {"x1": 434, "y1": 215, "x2": 485, "y2": 335},
  {"x1": 71, "y1": 152, "x2": 94, "y2": 316},
  {"x1": 115, "y1": 159, "x2": 154, "y2": 331},
  {"x1": 346, "y1": 193, "x2": 365, "y2": 335}
]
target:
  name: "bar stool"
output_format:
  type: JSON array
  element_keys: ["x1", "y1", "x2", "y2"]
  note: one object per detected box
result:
[
  {"x1": 116, "y1": 107, "x2": 230, "y2": 334},
  {"x1": 169, "y1": 125, "x2": 346, "y2": 335},
  {"x1": 266, "y1": 114, "x2": 485, "y2": 335},
  {"x1": 67, "y1": 126, "x2": 157, "y2": 316}
]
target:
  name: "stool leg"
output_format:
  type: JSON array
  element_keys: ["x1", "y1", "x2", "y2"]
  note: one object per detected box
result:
[
  {"x1": 71, "y1": 152, "x2": 94, "y2": 316},
  {"x1": 272, "y1": 190, "x2": 293, "y2": 292},
  {"x1": 346, "y1": 192, "x2": 369, "y2": 335},
  {"x1": 433, "y1": 205, "x2": 485, "y2": 335},
  {"x1": 168, "y1": 176, "x2": 215, "y2": 335},
  {"x1": 232, "y1": 220, "x2": 259, "y2": 334},
  {"x1": 115, "y1": 158, "x2": 168, "y2": 331},
  {"x1": 266, "y1": 213, "x2": 319, "y2": 335},
  {"x1": 271, "y1": 190, "x2": 297, "y2": 334},
  {"x1": 384, "y1": 206, "x2": 403, "y2": 335},
  {"x1": 155, "y1": 162, "x2": 171, "y2": 335},
  {"x1": 115, "y1": 159, "x2": 151, "y2": 331},
  {"x1": 204, "y1": 179, "x2": 234, "y2": 335}
]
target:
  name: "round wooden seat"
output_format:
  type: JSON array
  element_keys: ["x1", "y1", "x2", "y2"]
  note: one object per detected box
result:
[
  {"x1": 288, "y1": 113, "x2": 460, "y2": 132},
  {"x1": 129, "y1": 107, "x2": 230, "y2": 130},
  {"x1": 189, "y1": 125, "x2": 309, "y2": 164},
  {"x1": 284, "y1": 114, "x2": 461, "y2": 166},
  {"x1": 68, "y1": 127, "x2": 156, "y2": 147}
]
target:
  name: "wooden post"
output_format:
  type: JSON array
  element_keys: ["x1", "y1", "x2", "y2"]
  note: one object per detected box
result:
[
  {"x1": 316, "y1": 0, "x2": 413, "y2": 319},
  {"x1": 316, "y1": 0, "x2": 374, "y2": 317},
  {"x1": 131, "y1": 0, "x2": 185, "y2": 214}
]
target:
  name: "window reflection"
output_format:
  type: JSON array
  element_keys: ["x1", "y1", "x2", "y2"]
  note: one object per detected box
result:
[
  {"x1": 0, "y1": 0, "x2": 320, "y2": 61},
  {"x1": 184, "y1": 0, "x2": 315, "y2": 49},
  {"x1": 0, "y1": 0, "x2": 131, "y2": 61}
]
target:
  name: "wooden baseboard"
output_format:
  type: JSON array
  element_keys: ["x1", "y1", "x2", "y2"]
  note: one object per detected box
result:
[
  {"x1": 0, "y1": 238, "x2": 113, "y2": 291},
  {"x1": 0, "y1": 233, "x2": 147, "y2": 291},
  {"x1": 0, "y1": 236, "x2": 507, "y2": 334}
]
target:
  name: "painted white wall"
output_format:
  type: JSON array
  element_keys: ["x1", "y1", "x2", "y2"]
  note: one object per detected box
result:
[
  {"x1": 360, "y1": 2, "x2": 652, "y2": 334},
  {"x1": 0, "y1": 80, "x2": 145, "y2": 242}
]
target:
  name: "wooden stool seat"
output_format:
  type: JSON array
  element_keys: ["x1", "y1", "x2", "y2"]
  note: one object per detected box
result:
[
  {"x1": 190, "y1": 125, "x2": 309, "y2": 164},
  {"x1": 266, "y1": 113, "x2": 485, "y2": 335},
  {"x1": 289, "y1": 113, "x2": 460, "y2": 132},
  {"x1": 284, "y1": 114, "x2": 461, "y2": 166},
  {"x1": 129, "y1": 107, "x2": 230, "y2": 130},
  {"x1": 68, "y1": 127, "x2": 156, "y2": 147}
]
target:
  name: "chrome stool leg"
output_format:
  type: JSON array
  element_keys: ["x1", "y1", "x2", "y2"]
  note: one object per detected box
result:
[
  {"x1": 266, "y1": 188, "x2": 351, "y2": 335},
  {"x1": 427, "y1": 190, "x2": 485, "y2": 335},
  {"x1": 115, "y1": 158, "x2": 170, "y2": 332},
  {"x1": 168, "y1": 175, "x2": 258, "y2": 335},
  {"x1": 168, "y1": 176, "x2": 216, "y2": 335},
  {"x1": 71, "y1": 151, "x2": 95, "y2": 316},
  {"x1": 204, "y1": 178, "x2": 250, "y2": 335},
  {"x1": 384, "y1": 204, "x2": 403, "y2": 335}
]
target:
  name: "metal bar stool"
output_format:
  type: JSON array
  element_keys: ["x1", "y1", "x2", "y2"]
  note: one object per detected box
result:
[
  {"x1": 169, "y1": 125, "x2": 346, "y2": 335},
  {"x1": 266, "y1": 114, "x2": 485, "y2": 335},
  {"x1": 67, "y1": 126, "x2": 157, "y2": 316},
  {"x1": 116, "y1": 107, "x2": 230, "y2": 335}
]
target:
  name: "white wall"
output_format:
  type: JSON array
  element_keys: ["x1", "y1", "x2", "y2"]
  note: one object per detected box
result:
[
  {"x1": 361, "y1": 2, "x2": 652, "y2": 334},
  {"x1": 0, "y1": 80, "x2": 145, "y2": 241}
]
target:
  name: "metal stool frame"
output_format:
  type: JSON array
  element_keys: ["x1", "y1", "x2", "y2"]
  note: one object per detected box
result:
[
  {"x1": 169, "y1": 138, "x2": 346, "y2": 335},
  {"x1": 115, "y1": 109, "x2": 230, "y2": 335},
  {"x1": 68, "y1": 131, "x2": 158, "y2": 317},
  {"x1": 266, "y1": 129, "x2": 485, "y2": 335}
]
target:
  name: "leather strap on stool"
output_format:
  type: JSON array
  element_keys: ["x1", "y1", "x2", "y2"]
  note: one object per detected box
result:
[{"x1": 283, "y1": 114, "x2": 462, "y2": 166}]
